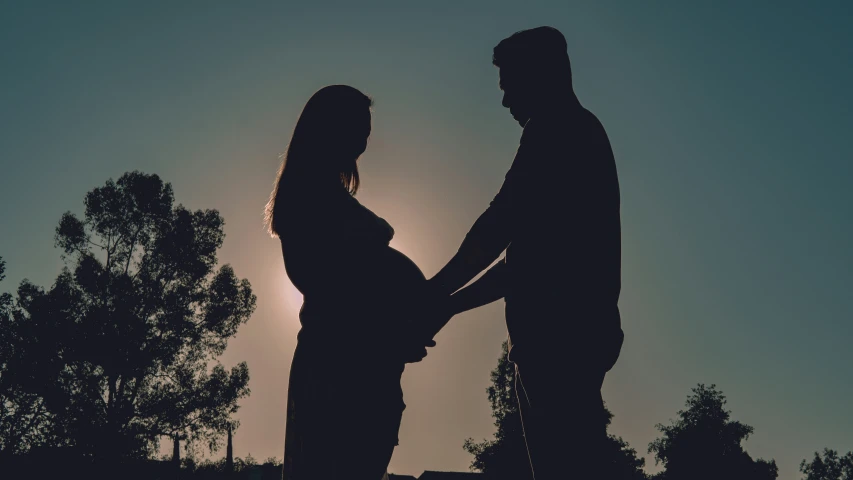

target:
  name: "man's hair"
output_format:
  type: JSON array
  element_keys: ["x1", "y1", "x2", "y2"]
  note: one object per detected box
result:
[{"x1": 493, "y1": 26, "x2": 572, "y2": 84}]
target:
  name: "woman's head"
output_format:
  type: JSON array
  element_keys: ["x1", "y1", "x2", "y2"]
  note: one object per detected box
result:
[{"x1": 266, "y1": 85, "x2": 373, "y2": 236}]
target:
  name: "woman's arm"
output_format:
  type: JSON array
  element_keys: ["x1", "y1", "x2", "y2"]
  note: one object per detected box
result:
[
  {"x1": 448, "y1": 259, "x2": 507, "y2": 315},
  {"x1": 429, "y1": 198, "x2": 512, "y2": 296},
  {"x1": 422, "y1": 260, "x2": 507, "y2": 340}
]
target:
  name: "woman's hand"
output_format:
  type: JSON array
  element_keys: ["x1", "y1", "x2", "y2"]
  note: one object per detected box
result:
[
  {"x1": 394, "y1": 330, "x2": 437, "y2": 364},
  {"x1": 392, "y1": 291, "x2": 451, "y2": 364},
  {"x1": 409, "y1": 288, "x2": 455, "y2": 343}
]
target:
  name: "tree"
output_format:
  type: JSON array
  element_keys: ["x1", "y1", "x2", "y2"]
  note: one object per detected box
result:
[
  {"x1": 2, "y1": 172, "x2": 255, "y2": 462},
  {"x1": 648, "y1": 384, "x2": 778, "y2": 480},
  {"x1": 463, "y1": 341, "x2": 532, "y2": 480},
  {"x1": 0, "y1": 256, "x2": 60, "y2": 455},
  {"x1": 464, "y1": 341, "x2": 649, "y2": 480},
  {"x1": 800, "y1": 449, "x2": 853, "y2": 480}
]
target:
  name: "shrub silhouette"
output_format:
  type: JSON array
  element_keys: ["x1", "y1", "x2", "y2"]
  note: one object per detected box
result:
[
  {"x1": 648, "y1": 384, "x2": 778, "y2": 480},
  {"x1": 464, "y1": 341, "x2": 648, "y2": 479}
]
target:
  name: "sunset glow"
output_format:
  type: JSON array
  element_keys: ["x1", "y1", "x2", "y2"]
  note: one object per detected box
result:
[{"x1": 1, "y1": 3, "x2": 851, "y2": 479}]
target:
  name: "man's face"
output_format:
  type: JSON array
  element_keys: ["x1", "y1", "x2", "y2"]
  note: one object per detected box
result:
[{"x1": 499, "y1": 67, "x2": 531, "y2": 127}]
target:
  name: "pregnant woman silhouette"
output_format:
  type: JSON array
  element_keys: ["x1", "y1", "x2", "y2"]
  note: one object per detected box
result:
[{"x1": 265, "y1": 85, "x2": 442, "y2": 480}]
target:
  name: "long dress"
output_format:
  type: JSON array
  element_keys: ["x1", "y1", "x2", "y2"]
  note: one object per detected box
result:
[{"x1": 279, "y1": 183, "x2": 427, "y2": 480}]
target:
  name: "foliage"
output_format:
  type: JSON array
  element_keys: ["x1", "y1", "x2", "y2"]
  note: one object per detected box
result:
[
  {"x1": 463, "y1": 341, "x2": 531, "y2": 480},
  {"x1": 800, "y1": 449, "x2": 853, "y2": 480},
  {"x1": 0, "y1": 172, "x2": 255, "y2": 461},
  {"x1": 464, "y1": 341, "x2": 649, "y2": 479},
  {"x1": 0, "y1": 256, "x2": 61, "y2": 455},
  {"x1": 186, "y1": 455, "x2": 282, "y2": 479},
  {"x1": 648, "y1": 384, "x2": 778, "y2": 480}
]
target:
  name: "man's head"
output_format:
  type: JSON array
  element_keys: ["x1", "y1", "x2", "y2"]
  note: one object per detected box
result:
[{"x1": 493, "y1": 26, "x2": 574, "y2": 126}]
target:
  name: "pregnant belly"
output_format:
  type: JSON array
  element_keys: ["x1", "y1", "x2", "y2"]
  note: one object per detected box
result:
[
  {"x1": 373, "y1": 247, "x2": 427, "y2": 313},
  {"x1": 298, "y1": 247, "x2": 425, "y2": 337}
]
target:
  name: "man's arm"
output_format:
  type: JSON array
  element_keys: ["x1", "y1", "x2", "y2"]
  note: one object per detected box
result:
[
  {"x1": 448, "y1": 259, "x2": 507, "y2": 315},
  {"x1": 430, "y1": 120, "x2": 542, "y2": 296},
  {"x1": 423, "y1": 260, "x2": 507, "y2": 339},
  {"x1": 429, "y1": 174, "x2": 515, "y2": 296}
]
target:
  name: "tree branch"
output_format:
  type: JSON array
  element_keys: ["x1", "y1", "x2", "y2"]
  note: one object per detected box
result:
[
  {"x1": 126, "y1": 372, "x2": 144, "y2": 412},
  {"x1": 152, "y1": 372, "x2": 181, "y2": 385},
  {"x1": 104, "y1": 231, "x2": 114, "y2": 271},
  {"x1": 124, "y1": 227, "x2": 140, "y2": 276}
]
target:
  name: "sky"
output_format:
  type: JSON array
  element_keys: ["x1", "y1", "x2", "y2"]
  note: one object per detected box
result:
[{"x1": 1, "y1": 1, "x2": 852, "y2": 478}]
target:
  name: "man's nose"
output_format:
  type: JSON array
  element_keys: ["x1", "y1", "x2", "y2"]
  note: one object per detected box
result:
[{"x1": 501, "y1": 93, "x2": 510, "y2": 108}]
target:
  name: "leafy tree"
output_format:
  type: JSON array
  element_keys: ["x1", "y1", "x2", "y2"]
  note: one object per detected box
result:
[
  {"x1": 800, "y1": 449, "x2": 853, "y2": 480},
  {"x1": 648, "y1": 384, "x2": 778, "y2": 480},
  {"x1": 463, "y1": 341, "x2": 531, "y2": 480},
  {"x1": 464, "y1": 341, "x2": 649, "y2": 479},
  {"x1": 0, "y1": 257, "x2": 59, "y2": 455},
  {"x1": 2, "y1": 172, "x2": 255, "y2": 461}
]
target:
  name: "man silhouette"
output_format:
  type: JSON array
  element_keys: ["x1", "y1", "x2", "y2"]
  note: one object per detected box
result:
[{"x1": 429, "y1": 26, "x2": 624, "y2": 479}]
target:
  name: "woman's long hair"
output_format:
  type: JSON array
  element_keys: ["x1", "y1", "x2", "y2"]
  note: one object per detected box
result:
[{"x1": 265, "y1": 85, "x2": 373, "y2": 237}]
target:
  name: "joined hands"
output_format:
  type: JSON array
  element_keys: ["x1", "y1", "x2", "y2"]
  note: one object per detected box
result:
[{"x1": 397, "y1": 282, "x2": 456, "y2": 364}]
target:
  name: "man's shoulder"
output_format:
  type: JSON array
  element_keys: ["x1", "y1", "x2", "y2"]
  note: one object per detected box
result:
[
  {"x1": 519, "y1": 117, "x2": 554, "y2": 147},
  {"x1": 524, "y1": 106, "x2": 591, "y2": 132},
  {"x1": 523, "y1": 108, "x2": 609, "y2": 147}
]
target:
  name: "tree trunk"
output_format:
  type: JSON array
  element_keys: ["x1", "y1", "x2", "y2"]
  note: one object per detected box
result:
[
  {"x1": 172, "y1": 434, "x2": 180, "y2": 479},
  {"x1": 225, "y1": 426, "x2": 234, "y2": 477}
]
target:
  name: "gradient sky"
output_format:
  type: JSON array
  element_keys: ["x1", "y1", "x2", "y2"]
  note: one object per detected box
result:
[{"x1": 1, "y1": 1, "x2": 851, "y2": 478}]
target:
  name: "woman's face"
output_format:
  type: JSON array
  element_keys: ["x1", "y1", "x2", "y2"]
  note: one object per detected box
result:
[
  {"x1": 332, "y1": 107, "x2": 370, "y2": 176},
  {"x1": 354, "y1": 108, "x2": 371, "y2": 160}
]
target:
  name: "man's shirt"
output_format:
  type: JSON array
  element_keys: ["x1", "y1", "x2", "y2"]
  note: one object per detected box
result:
[{"x1": 456, "y1": 101, "x2": 623, "y2": 366}]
